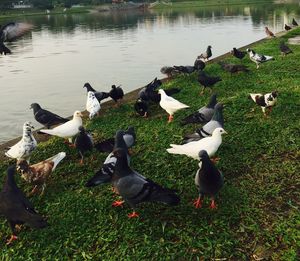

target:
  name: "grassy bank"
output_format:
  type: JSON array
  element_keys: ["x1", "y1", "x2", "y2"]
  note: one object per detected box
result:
[
  {"x1": 151, "y1": 0, "x2": 274, "y2": 9},
  {"x1": 0, "y1": 28, "x2": 300, "y2": 259}
]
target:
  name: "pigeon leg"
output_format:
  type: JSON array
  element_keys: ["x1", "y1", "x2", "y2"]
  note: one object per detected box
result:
[
  {"x1": 200, "y1": 87, "x2": 205, "y2": 95},
  {"x1": 193, "y1": 196, "x2": 203, "y2": 208},
  {"x1": 112, "y1": 200, "x2": 125, "y2": 207},
  {"x1": 79, "y1": 152, "x2": 84, "y2": 165},
  {"x1": 7, "y1": 222, "x2": 18, "y2": 245},
  {"x1": 256, "y1": 64, "x2": 259, "y2": 69},
  {"x1": 168, "y1": 115, "x2": 174, "y2": 123},
  {"x1": 128, "y1": 211, "x2": 139, "y2": 218},
  {"x1": 29, "y1": 185, "x2": 38, "y2": 196},
  {"x1": 209, "y1": 199, "x2": 217, "y2": 209},
  {"x1": 40, "y1": 184, "x2": 46, "y2": 196},
  {"x1": 111, "y1": 186, "x2": 118, "y2": 195},
  {"x1": 6, "y1": 235, "x2": 18, "y2": 245},
  {"x1": 128, "y1": 148, "x2": 134, "y2": 155},
  {"x1": 143, "y1": 112, "x2": 148, "y2": 118}
]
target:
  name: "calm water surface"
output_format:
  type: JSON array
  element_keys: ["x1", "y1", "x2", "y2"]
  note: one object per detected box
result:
[{"x1": 1, "y1": 2, "x2": 300, "y2": 143}]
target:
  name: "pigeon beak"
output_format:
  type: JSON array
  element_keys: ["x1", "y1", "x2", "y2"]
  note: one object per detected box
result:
[
  {"x1": 79, "y1": 112, "x2": 83, "y2": 117},
  {"x1": 224, "y1": 130, "x2": 228, "y2": 134}
]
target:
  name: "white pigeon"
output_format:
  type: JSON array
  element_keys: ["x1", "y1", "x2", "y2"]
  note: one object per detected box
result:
[
  {"x1": 39, "y1": 111, "x2": 83, "y2": 143},
  {"x1": 86, "y1": 91, "x2": 101, "y2": 119},
  {"x1": 5, "y1": 122, "x2": 37, "y2": 162},
  {"x1": 246, "y1": 48, "x2": 274, "y2": 69},
  {"x1": 158, "y1": 89, "x2": 189, "y2": 123},
  {"x1": 167, "y1": 127, "x2": 227, "y2": 160},
  {"x1": 249, "y1": 91, "x2": 278, "y2": 116}
]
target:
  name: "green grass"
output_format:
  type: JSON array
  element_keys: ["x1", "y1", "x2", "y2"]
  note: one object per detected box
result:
[{"x1": 0, "y1": 28, "x2": 300, "y2": 260}]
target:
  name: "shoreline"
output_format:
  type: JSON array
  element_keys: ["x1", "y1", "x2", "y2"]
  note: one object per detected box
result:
[{"x1": 0, "y1": 30, "x2": 286, "y2": 156}]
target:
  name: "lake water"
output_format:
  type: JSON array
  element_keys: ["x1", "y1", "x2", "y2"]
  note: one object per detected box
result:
[{"x1": 1, "y1": 1, "x2": 300, "y2": 143}]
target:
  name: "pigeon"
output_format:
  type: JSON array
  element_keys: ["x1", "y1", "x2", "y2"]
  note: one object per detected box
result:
[
  {"x1": 231, "y1": 47, "x2": 247, "y2": 60},
  {"x1": 86, "y1": 91, "x2": 101, "y2": 119},
  {"x1": 198, "y1": 71, "x2": 222, "y2": 95},
  {"x1": 0, "y1": 166, "x2": 47, "y2": 245},
  {"x1": 5, "y1": 122, "x2": 37, "y2": 162},
  {"x1": 219, "y1": 62, "x2": 249, "y2": 74},
  {"x1": 30, "y1": 103, "x2": 69, "y2": 129},
  {"x1": 0, "y1": 22, "x2": 33, "y2": 55},
  {"x1": 173, "y1": 65, "x2": 196, "y2": 74},
  {"x1": 134, "y1": 98, "x2": 149, "y2": 117},
  {"x1": 39, "y1": 111, "x2": 83, "y2": 143},
  {"x1": 158, "y1": 89, "x2": 189, "y2": 123},
  {"x1": 249, "y1": 91, "x2": 278, "y2": 116},
  {"x1": 94, "y1": 126, "x2": 136, "y2": 153},
  {"x1": 194, "y1": 57, "x2": 206, "y2": 70},
  {"x1": 110, "y1": 148, "x2": 180, "y2": 218},
  {"x1": 83, "y1": 83, "x2": 110, "y2": 103},
  {"x1": 198, "y1": 45, "x2": 212, "y2": 61},
  {"x1": 16, "y1": 152, "x2": 66, "y2": 195},
  {"x1": 74, "y1": 126, "x2": 94, "y2": 164},
  {"x1": 167, "y1": 127, "x2": 227, "y2": 160},
  {"x1": 246, "y1": 48, "x2": 274, "y2": 69},
  {"x1": 284, "y1": 24, "x2": 292, "y2": 31},
  {"x1": 137, "y1": 77, "x2": 162, "y2": 102},
  {"x1": 109, "y1": 85, "x2": 124, "y2": 104},
  {"x1": 279, "y1": 42, "x2": 293, "y2": 56},
  {"x1": 193, "y1": 150, "x2": 224, "y2": 209},
  {"x1": 292, "y1": 18, "x2": 298, "y2": 26},
  {"x1": 85, "y1": 130, "x2": 132, "y2": 187},
  {"x1": 183, "y1": 103, "x2": 224, "y2": 144},
  {"x1": 160, "y1": 66, "x2": 178, "y2": 78},
  {"x1": 265, "y1": 27, "x2": 275, "y2": 38},
  {"x1": 181, "y1": 94, "x2": 217, "y2": 126}
]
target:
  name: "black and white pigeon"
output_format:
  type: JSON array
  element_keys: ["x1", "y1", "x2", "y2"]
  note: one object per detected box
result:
[
  {"x1": 219, "y1": 62, "x2": 249, "y2": 74},
  {"x1": 109, "y1": 85, "x2": 124, "y2": 104},
  {"x1": 193, "y1": 150, "x2": 224, "y2": 209},
  {"x1": 194, "y1": 57, "x2": 206, "y2": 70},
  {"x1": 230, "y1": 47, "x2": 247, "y2": 60},
  {"x1": 198, "y1": 45, "x2": 212, "y2": 61},
  {"x1": 5, "y1": 122, "x2": 37, "y2": 162},
  {"x1": 83, "y1": 83, "x2": 110, "y2": 103},
  {"x1": 30, "y1": 103, "x2": 69, "y2": 129},
  {"x1": 279, "y1": 42, "x2": 293, "y2": 56},
  {"x1": 198, "y1": 71, "x2": 222, "y2": 95},
  {"x1": 0, "y1": 22, "x2": 33, "y2": 55},
  {"x1": 183, "y1": 103, "x2": 224, "y2": 144},
  {"x1": 181, "y1": 94, "x2": 217, "y2": 126},
  {"x1": 85, "y1": 130, "x2": 132, "y2": 187},
  {"x1": 249, "y1": 91, "x2": 278, "y2": 116},
  {"x1": 134, "y1": 98, "x2": 149, "y2": 117},
  {"x1": 292, "y1": 18, "x2": 298, "y2": 26},
  {"x1": 0, "y1": 165, "x2": 48, "y2": 245},
  {"x1": 246, "y1": 48, "x2": 274, "y2": 69},
  {"x1": 74, "y1": 126, "x2": 94, "y2": 164},
  {"x1": 94, "y1": 126, "x2": 136, "y2": 153},
  {"x1": 284, "y1": 24, "x2": 292, "y2": 31},
  {"x1": 111, "y1": 148, "x2": 180, "y2": 218}
]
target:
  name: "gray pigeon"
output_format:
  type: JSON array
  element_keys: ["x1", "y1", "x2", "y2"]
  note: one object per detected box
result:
[
  {"x1": 111, "y1": 148, "x2": 180, "y2": 218},
  {"x1": 85, "y1": 130, "x2": 132, "y2": 187},
  {"x1": 181, "y1": 94, "x2": 217, "y2": 126},
  {"x1": 193, "y1": 150, "x2": 224, "y2": 209},
  {"x1": 183, "y1": 103, "x2": 224, "y2": 144}
]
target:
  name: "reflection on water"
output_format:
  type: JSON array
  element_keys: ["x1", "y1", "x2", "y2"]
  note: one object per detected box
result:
[{"x1": 0, "y1": 1, "x2": 300, "y2": 143}]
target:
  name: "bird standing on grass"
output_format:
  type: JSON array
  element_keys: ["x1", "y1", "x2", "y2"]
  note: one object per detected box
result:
[
  {"x1": 249, "y1": 91, "x2": 278, "y2": 116},
  {"x1": 231, "y1": 48, "x2": 247, "y2": 60},
  {"x1": 111, "y1": 148, "x2": 180, "y2": 218},
  {"x1": 246, "y1": 48, "x2": 274, "y2": 69},
  {"x1": 39, "y1": 111, "x2": 82, "y2": 144},
  {"x1": 167, "y1": 127, "x2": 227, "y2": 161},
  {"x1": 16, "y1": 152, "x2": 66, "y2": 195},
  {"x1": 199, "y1": 45, "x2": 212, "y2": 61},
  {"x1": 83, "y1": 83, "x2": 110, "y2": 103},
  {"x1": 5, "y1": 122, "x2": 37, "y2": 162},
  {"x1": 30, "y1": 103, "x2": 69, "y2": 129},
  {"x1": 181, "y1": 94, "x2": 217, "y2": 126},
  {"x1": 198, "y1": 71, "x2": 222, "y2": 95},
  {"x1": 265, "y1": 27, "x2": 275, "y2": 38},
  {"x1": 279, "y1": 42, "x2": 293, "y2": 56},
  {"x1": 158, "y1": 89, "x2": 189, "y2": 123},
  {"x1": 193, "y1": 150, "x2": 223, "y2": 209},
  {"x1": 74, "y1": 126, "x2": 94, "y2": 164},
  {"x1": 109, "y1": 85, "x2": 124, "y2": 106},
  {"x1": 219, "y1": 62, "x2": 249, "y2": 74},
  {"x1": 86, "y1": 91, "x2": 101, "y2": 119},
  {"x1": 0, "y1": 166, "x2": 48, "y2": 245}
]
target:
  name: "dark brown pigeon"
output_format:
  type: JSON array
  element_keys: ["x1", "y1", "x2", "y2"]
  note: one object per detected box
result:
[
  {"x1": 292, "y1": 18, "x2": 298, "y2": 26},
  {"x1": 265, "y1": 27, "x2": 275, "y2": 38},
  {"x1": 230, "y1": 47, "x2": 247, "y2": 60},
  {"x1": 219, "y1": 62, "x2": 249, "y2": 74},
  {"x1": 279, "y1": 42, "x2": 293, "y2": 56},
  {"x1": 0, "y1": 166, "x2": 47, "y2": 245},
  {"x1": 285, "y1": 24, "x2": 292, "y2": 31}
]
